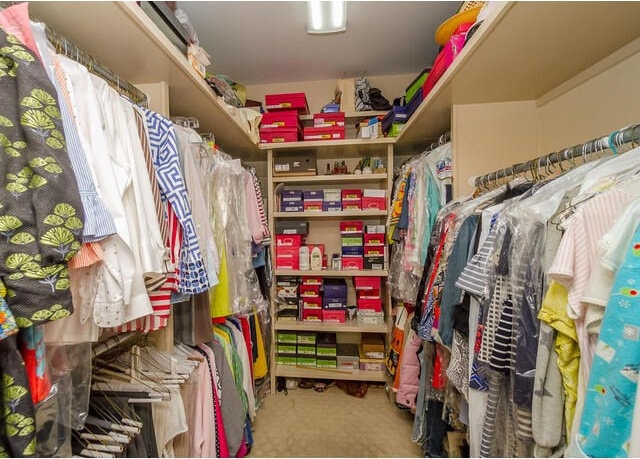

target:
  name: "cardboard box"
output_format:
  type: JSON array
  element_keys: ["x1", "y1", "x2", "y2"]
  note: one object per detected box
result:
[
  {"x1": 322, "y1": 309, "x2": 346, "y2": 323},
  {"x1": 366, "y1": 225, "x2": 386, "y2": 234},
  {"x1": 260, "y1": 127, "x2": 301, "y2": 144},
  {"x1": 274, "y1": 153, "x2": 316, "y2": 175},
  {"x1": 261, "y1": 110, "x2": 301, "y2": 129},
  {"x1": 341, "y1": 189, "x2": 363, "y2": 201},
  {"x1": 364, "y1": 246, "x2": 385, "y2": 257},
  {"x1": 265, "y1": 92, "x2": 310, "y2": 114},
  {"x1": 337, "y1": 343, "x2": 360, "y2": 370},
  {"x1": 297, "y1": 331, "x2": 317, "y2": 345},
  {"x1": 302, "y1": 309, "x2": 322, "y2": 322},
  {"x1": 301, "y1": 276, "x2": 322, "y2": 286},
  {"x1": 322, "y1": 201, "x2": 342, "y2": 212},
  {"x1": 277, "y1": 343, "x2": 297, "y2": 354},
  {"x1": 340, "y1": 220, "x2": 364, "y2": 234},
  {"x1": 303, "y1": 190, "x2": 324, "y2": 200},
  {"x1": 275, "y1": 247, "x2": 300, "y2": 270},
  {"x1": 357, "y1": 310, "x2": 385, "y2": 326},
  {"x1": 364, "y1": 255, "x2": 385, "y2": 270},
  {"x1": 341, "y1": 235, "x2": 364, "y2": 247},
  {"x1": 276, "y1": 234, "x2": 303, "y2": 247},
  {"x1": 313, "y1": 112, "x2": 345, "y2": 127},
  {"x1": 342, "y1": 256, "x2": 364, "y2": 270},
  {"x1": 357, "y1": 297, "x2": 383, "y2": 313},
  {"x1": 282, "y1": 190, "x2": 304, "y2": 202},
  {"x1": 316, "y1": 356, "x2": 338, "y2": 369},
  {"x1": 358, "y1": 346, "x2": 385, "y2": 371},
  {"x1": 354, "y1": 277, "x2": 381, "y2": 291},
  {"x1": 361, "y1": 336, "x2": 385, "y2": 359},
  {"x1": 275, "y1": 221, "x2": 309, "y2": 235},
  {"x1": 280, "y1": 201, "x2": 303, "y2": 212},
  {"x1": 276, "y1": 353, "x2": 298, "y2": 365},
  {"x1": 322, "y1": 297, "x2": 347, "y2": 310},
  {"x1": 299, "y1": 284, "x2": 320, "y2": 298},
  {"x1": 342, "y1": 199, "x2": 362, "y2": 211},
  {"x1": 323, "y1": 189, "x2": 342, "y2": 202},
  {"x1": 302, "y1": 296, "x2": 322, "y2": 309},
  {"x1": 342, "y1": 246, "x2": 364, "y2": 257},
  {"x1": 276, "y1": 331, "x2": 297, "y2": 344},
  {"x1": 303, "y1": 200, "x2": 323, "y2": 211},
  {"x1": 303, "y1": 126, "x2": 345, "y2": 141},
  {"x1": 297, "y1": 344, "x2": 316, "y2": 355},
  {"x1": 323, "y1": 278, "x2": 348, "y2": 298},
  {"x1": 296, "y1": 356, "x2": 317, "y2": 367}
]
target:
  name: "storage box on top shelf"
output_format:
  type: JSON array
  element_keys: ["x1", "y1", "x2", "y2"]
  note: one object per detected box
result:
[
  {"x1": 405, "y1": 68, "x2": 430, "y2": 105},
  {"x1": 405, "y1": 90, "x2": 423, "y2": 120},
  {"x1": 303, "y1": 125, "x2": 346, "y2": 141},
  {"x1": 422, "y1": 22, "x2": 473, "y2": 100},
  {"x1": 385, "y1": 123, "x2": 405, "y2": 138},
  {"x1": 362, "y1": 189, "x2": 387, "y2": 210},
  {"x1": 259, "y1": 126, "x2": 301, "y2": 144},
  {"x1": 260, "y1": 110, "x2": 302, "y2": 129},
  {"x1": 274, "y1": 152, "x2": 317, "y2": 176},
  {"x1": 313, "y1": 112, "x2": 345, "y2": 127},
  {"x1": 341, "y1": 189, "x2": 362, "y2": 210},
  {"x1": 265, "y1": 92, "x2": 310, "y2": 114},
  {"x1": 382, "y1": 106, "x2": 407, "y2": 134}
]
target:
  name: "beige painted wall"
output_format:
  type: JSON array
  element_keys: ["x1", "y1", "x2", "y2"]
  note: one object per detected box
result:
[
  {"x1": 452, "y1": 100, "x2": 538, "y2": 197},
  {"x1": 246, "y1": 73, "x2": 416, "y2": 114},
  {"x1": 536, "y1": 50, "x2": 640, "y2": 154}
]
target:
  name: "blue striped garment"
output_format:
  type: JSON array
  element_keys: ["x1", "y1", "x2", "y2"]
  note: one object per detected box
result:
[{"x1": 142, "y1": 109, "x2": 209, "y2": 294}]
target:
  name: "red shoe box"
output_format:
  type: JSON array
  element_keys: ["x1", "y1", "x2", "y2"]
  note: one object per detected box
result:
[
  {"x1": 303, "y1": 126, "x2": 345, "y2": 141},
  {"x1": 364, "y1": 233, "x2": 385, "y2": 246},
  {"x1": 276, "y1": 234, "x2": 303, "y2": 247},
  {"x1": 261, "y1": 110, "x2": 301, "y2": 129},
  {"x1": 302, "y1": 276, "x2": 323, "y2": 286},
  {"x1": 357, "y1": 297, "x2": 383, "y2": 312},
  {"x1": 342, "y1": 189, "x2": 363, "y2": 201},
  {"x1": 300, "y1": 284, "x2": 320, "y2": 298},
  {"x1": 303, "y1": 200, "x2": 323, "y2": 211},
  {"x1": 313, "y1": 112, "x2": 345, "y2": 127},
  {"x1": 265, "y1": 92, "x2": 310, "y2": 114},
  {"x1": 364, "y1": 246, "x2": 384, "y2": 257},
  {"x1": 362, "y1": 196, "x2": 387, "y2": 211},
  {"x1": 302, "y1": 308, "x2": 323, "y2": 322},
  {"x1": 340, "y1": 220, "x2": 364, "y2": 234},
  {"x1": 322, "y1": 309, "x2": 346, "y2": 323},
  {"x1": 302, "y1": 296, "x2": 322, "y2": 309},
  {"x1": 275, "y1": 247, "x2": 300, "y2": 270},
  {"x1": 354, "y1": 276, "x2": 381, "y2": 291},
  {"x1": 342, "y1": 256, "x2": 364, "y2": 270},
  {"x1": 259, "y1": 127, "x2": 301, "y2": 143}
]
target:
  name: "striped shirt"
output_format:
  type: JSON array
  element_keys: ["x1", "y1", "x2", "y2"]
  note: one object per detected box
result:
[{"x1": 142, "y1": 109, "x2": 209, "y2": 294}]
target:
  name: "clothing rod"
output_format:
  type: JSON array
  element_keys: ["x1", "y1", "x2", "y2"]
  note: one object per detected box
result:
[
  {"x1": 474, "y1": 123, "x2": 640, "y2": 188},
  {"x1": 92, "y1": 333, "x2": 138, "y2": 359},
  {"x1": 43, "y1": 26, "x2": 148, "y2": 107}
]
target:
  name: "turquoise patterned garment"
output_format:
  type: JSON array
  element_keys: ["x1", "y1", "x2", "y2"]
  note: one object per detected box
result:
[{"x1": 578, "y1": 224, "x2": 640, "y2": 457}]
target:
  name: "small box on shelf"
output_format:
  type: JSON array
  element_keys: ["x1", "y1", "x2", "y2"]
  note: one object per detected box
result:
[
  {"x1": 275, "y1": 221, "x2": 309, "y2": 235},
  {"x1": 297, "y1": 331, "x2": 317, "y2": 345}
]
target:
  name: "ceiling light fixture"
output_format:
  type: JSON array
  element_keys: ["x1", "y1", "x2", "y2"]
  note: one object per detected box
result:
[{"x1": 307, "y1": 0, "x2": 347, "y2": 34}]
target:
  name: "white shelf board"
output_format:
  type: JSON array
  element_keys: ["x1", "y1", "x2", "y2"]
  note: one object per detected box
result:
[
  {"x1": 273, "y1": 173, "x2": 388, "y2": 184},
  {"x1": 274, "y1": 318, "x2": 388, "y2": 333},
  {"x1": 274, "y1": 210, "x2": 387, "y2": 219},
  {"x1": 274, "y1": 269, "x2": 388, "y2": 277},
  {"x1": 30, "y1": 1, "x2": 261, "y2": 159},
  {"x1": 275, "y1": 365, "x2": 387, "y2": 382},
  {"x1": 261, "y1": 138, "x2": 395, "y2": 158},
  {"x1": 394, "y1": 1, "x2": 640, "y2": 154}
]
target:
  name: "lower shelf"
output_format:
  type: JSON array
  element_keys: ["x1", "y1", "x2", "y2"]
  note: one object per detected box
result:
[
  {"x1": 275, "y1": 365, "x2": 387, "y2": 382},
  {"x1": 274, "y1": 318, "x2": 388, "y2": 333}
]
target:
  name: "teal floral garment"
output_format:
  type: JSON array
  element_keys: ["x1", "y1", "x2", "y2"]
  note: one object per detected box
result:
[{"x1": 0, "y1": 26, "x2": 84, "y2": 332}]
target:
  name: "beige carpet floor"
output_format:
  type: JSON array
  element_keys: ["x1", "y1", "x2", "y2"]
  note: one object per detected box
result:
[{"x1": 249, "y1": 385, "x2": 423, "y2": 458}]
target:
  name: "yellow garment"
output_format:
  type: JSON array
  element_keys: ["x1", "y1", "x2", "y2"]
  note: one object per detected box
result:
[
  {"x1": 210, "y1": 243, "x2": 232, "y2": 318},
  {"x1": 252, "y1": 309, "x2": 268, "y2": 380},
  {"x1": 538, "y1": 280, "x2": 580, "y2": 438}
]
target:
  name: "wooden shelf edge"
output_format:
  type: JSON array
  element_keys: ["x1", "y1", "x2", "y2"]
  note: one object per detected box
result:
[
  {"x1": 274, "y1": 319, "x2": 388, "y2": 333},
  {"x1": 298, "y1": 110, "x2": 388, "y2": 121},
  {"x1": 273, "y1": 210, "x2": 387, "y2": 219},
  {"x1": 274, "y1": 269, "x2": 388, "y2": 277},
  {"x1": 275, "y1": 365, "x2": 387, "y2": 382},
  {"x1": 273, "y1": 173, "x2": 388, "y2": 184},
  {"x1": 260, "y1": 137, "x2": 396, "y2": 150}
]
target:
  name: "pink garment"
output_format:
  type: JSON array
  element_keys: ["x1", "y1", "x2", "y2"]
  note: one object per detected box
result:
[
  {"x1": 395, "y1": 329, "x2": 422, "y2": 411},
  {"x1": 213, "y1": 383, "x2": 231, "y2": 458},
  {"x1": 0, "y1": 3, "x2": 41, "y2": 60},
  {"x1": 195, "y1": 344, "x2": 227, "y2": 458},
  {"x1": 243, "y1": 170, "x2": 265, "y2": 244}
]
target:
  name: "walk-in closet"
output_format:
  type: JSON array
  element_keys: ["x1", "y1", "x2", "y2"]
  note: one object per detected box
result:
[{"x1": 1, "y1": 1, "x2": 640, "y2": 457}]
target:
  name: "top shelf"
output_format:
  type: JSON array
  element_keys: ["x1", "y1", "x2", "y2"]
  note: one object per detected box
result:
[
  {"x1": 260, "y1": 138, "x2": 395, "y2": 158},
  {"x1": 394, "y1": 1, "x2": 640, "y2": 154},
  {"x1": 298, "y1": 111, "x2": 388, "y2": 122},
  {"x1": 30, "y1": 1, "x2": 262, "y2": 160}
]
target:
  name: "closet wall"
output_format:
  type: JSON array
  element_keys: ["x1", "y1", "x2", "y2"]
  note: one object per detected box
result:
[{"x1": 452, "y1": 43, "x2": 640, "y2": 197}]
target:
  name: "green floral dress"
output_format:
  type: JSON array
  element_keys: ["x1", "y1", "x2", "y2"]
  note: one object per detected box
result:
[{"x1": 0, "y1": 25, "x2": 84, "y2": 457}]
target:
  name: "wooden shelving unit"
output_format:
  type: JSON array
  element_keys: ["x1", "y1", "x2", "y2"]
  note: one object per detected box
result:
[
  {"x1": 275, "y1": 365, "x2": 387, "y2": 383},
  {"x1": 273, "y1": 210, "x2": 387, "y2": 219},
  {"x1": 273, "y1": 173, "x2": 388, "y2": 184},
  {"x1": 273, "y1": 269, "x2": 388, "y2": 278}
]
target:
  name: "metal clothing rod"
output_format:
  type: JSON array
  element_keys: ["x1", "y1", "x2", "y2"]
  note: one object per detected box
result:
[
  {"x1": 92, "y1": 333, "x2": 138, "y2": 359},
  {"x1": 474, "y1": 123, "x2": 640, "y2": 189},
  {"x1": 43, "y1": 25, "x2": 148, "y2": 107}
]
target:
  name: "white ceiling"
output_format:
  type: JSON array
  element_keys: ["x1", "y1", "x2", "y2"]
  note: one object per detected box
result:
[{"x1": 177, "y1": 1, "x2": 461, "y2": 85}]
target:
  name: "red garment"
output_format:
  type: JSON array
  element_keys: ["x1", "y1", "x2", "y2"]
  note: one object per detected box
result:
[
  {"x1": 239, "y1": 317, "x2": 254, "y2": 381},
  {"x1": 212, "y1": 377, "x2": 230, "y2": 458},
  {"x1": 19, "y1": 326, "x2": 51, "y2": 405}
]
